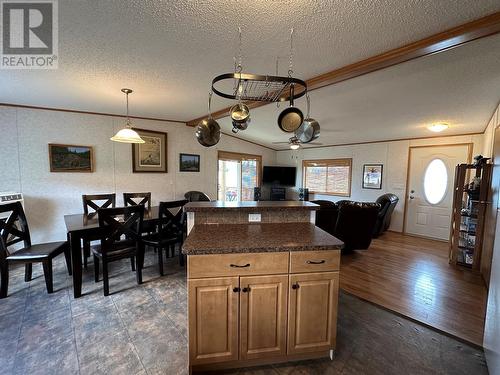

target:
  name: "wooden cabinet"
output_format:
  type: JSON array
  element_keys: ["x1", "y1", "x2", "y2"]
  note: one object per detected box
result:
[
  {"x1": 188, "y1": 251, "x2": 340, "y2": 372},
  {"x1": 188, "y1": 277, "x2": 239, "y2": 365},
  {"x1": 288, "y1": 272, "x2": 339, "y2": 355},
  {"x1": 240, "y1": 275, "x2": 288, "y2": 360}
]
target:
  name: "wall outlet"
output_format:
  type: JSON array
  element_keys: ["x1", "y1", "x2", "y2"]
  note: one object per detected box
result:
[{"x1": 248, "y1": 213, "x2": 261, "y2": 222}]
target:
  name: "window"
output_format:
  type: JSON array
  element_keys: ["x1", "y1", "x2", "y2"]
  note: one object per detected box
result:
[
  {"x1": 218, "y1": 151, "x2": 262, "y2": 202},
  {"x1": 303, "y1": 159, "x2": 352, "y2": 196},
  {"x1": 423, "y1": 158, "x2": 448, "y2": 205}
]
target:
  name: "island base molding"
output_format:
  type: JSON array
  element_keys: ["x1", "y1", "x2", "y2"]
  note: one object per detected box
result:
[{"x1": 190, "y1": 350, "x2": 332, "y2": 373}]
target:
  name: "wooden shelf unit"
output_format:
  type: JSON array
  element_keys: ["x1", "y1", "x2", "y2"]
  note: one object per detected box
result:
[{"x1": 449, "y1": 163, "x2": 492, "y2": 270}]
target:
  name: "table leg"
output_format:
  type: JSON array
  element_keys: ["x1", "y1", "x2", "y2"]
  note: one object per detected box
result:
[{"x1": 69, "y1": 232, "x2": 82, "y2": 298}]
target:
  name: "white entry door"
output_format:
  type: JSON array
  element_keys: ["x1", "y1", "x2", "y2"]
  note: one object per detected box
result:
[{"x1": 405, "y1": 145, "x2": 470, "y2": 240}]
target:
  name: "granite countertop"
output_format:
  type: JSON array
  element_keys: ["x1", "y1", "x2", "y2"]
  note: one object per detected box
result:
[
  {"x1": 184, "y1": 200, "x2": 319, "y2": 212},
  {"x1": 182, "y1": 222, "x2": 343, "y2": 255}
]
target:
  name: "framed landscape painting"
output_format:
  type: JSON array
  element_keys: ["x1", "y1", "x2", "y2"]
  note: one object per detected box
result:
[
  {"x1": 49, "y1": 144, "x2": 94, "y2": 173},
  {"x1": 179, "y1": 153, "x2": 200, "y2": 172},
  {"x1": 132, "y1": 128, "x2": 168, "y2": 173},
  {"x1": 362, "y1": 164, "x2": 383, "y2": 189}
]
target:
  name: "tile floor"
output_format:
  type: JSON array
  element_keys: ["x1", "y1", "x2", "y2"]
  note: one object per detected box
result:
[{"x1": 0, "y1": 251, "x2": 489, "y2": 375}]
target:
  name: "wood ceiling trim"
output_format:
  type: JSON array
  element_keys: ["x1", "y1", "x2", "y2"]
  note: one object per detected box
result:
[
  {"x1": 186, "y1": 12, "x2": 500, "y2": 127},
  {"x1": 274, "y1": 131, "x2": 484, "y2": 151},
  {"x1": 0, "y1": 103, "x2": 186, "y2": 124}
]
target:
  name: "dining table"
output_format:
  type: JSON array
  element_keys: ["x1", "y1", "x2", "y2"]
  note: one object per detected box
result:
[{"x1": 64, "y1": 206, "x2": 160, "y2": 298}]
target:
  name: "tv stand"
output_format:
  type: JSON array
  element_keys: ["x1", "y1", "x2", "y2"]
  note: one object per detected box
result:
[{"x1": 270, "y1": 187, "x2": 286, "y2": 201}]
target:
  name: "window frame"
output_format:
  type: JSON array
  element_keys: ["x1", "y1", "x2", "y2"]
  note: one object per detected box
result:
[
  {"x1": 217, "y1": 151, "x2": 262, "y2": 201},
  {"x1": 302, "y1": 158, "x2": 352, "y2": 197}
]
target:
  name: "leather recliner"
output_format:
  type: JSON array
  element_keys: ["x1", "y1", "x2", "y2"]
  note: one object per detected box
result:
[
  {"x1": 311, "y1": 200, "x2": 338, "y2": 236},
  {"x1": 372, "y1": 193, "x2": 399, "y2": 237},
  {"x1": 334, "y1": 201, "x2": 380, "y2": 252},
  {"x1": 311, "y1": 199, "x2": 380, "y2": 252}
]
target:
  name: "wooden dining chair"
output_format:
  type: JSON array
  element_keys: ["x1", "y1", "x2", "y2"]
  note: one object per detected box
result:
[
  {"x1": 82, "y1": 194, "x2": 116, "y2": 268},
  {"x1": 142, "y1": 199, "x2": 188, "y2": 276},
  {"x1": 92, "y1": 205, "x2": 145, "y2": 296},
  {"x1": 123, "y1": 192, "x2": 155, "y2": 235},
  {"x1": 0, "y1": 202, "x2": 71, "y2": 298},
  {"x1": 123, "y1": 192, "x2": 151, "y2": 211}
]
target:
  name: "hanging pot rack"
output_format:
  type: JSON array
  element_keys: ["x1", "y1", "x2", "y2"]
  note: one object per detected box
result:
[
  {"x1": 211, "y1": 73, "x2": 307, "y2": 103},
  {"x1": 195, "y1": 27, "x2": 319, "y2": 148}
]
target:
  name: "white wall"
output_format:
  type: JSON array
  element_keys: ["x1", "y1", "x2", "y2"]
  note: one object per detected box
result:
[
  {"x1": 0, "y1": 106, "x2": 275, "y2": 243},
  {"x1": 482, "y1": 103, "x2": 499, "y2": 158},
  {"x1": 483, "y1": 103, "x2": 500, "y2": 374},
  {"x1": 276, "y1": 134, "x2": 484, "y2": 232}
]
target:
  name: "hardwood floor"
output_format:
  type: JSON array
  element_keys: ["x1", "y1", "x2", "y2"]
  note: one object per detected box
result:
[{"x1": 340, "y1": 231, "x2": 487, "y2": 346}]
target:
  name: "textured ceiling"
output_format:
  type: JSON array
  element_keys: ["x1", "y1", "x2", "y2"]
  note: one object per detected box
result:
[
  {"x1": 0, "y1": 1, "x2": 499, "y2": 146},
  {"x1": 219, "y1": 33, "x2": 500, "y2": 149}
]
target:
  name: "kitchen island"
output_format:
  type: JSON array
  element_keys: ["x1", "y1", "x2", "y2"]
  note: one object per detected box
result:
[{"x1": 183, "y1": 201, "x2": 343, "y2": 373}]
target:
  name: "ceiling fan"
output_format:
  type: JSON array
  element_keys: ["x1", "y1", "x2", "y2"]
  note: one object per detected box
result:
[{"x1": 272, "y1": 136, "x2": 322, "y2": 150}]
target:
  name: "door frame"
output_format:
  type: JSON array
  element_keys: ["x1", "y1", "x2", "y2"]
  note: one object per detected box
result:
[{"x1": 402, "y1": 143, "x2": 473, "y2": 238}]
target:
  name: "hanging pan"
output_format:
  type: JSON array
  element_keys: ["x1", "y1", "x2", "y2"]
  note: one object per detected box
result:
[
  {"x1": 295, "y1": 92, "x2": 320, "y2": 143},
  {"x1": 277, "y1": 84, "x2": 303, "y2": 133},
  {"x1": 195, "y1": 92, "x2": 221, "y2": 147}
]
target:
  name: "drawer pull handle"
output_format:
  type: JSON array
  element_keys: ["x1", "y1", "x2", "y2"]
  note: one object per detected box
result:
[
  {"x1": 242, "y1": 287, "x2": 250, "y2": 293},
  {"x1": 233, "y1": 287, "x2": 240, "y2": 293},
  {"x1": 292, "y1": 283, "x2": 300, "y2": 290},
  {"x1": 230, "y1": 263, "x2": 250, "y2": 268},
  {"x1": 307, "y1": 260, "x2": 326, "y2": 265}
]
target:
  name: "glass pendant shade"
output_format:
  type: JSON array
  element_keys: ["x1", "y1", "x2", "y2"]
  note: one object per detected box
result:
[
  {"x1": 110, "y1": 88, "x2": 145, "y2": 144},
  {"x1": 110, "y1": 126, "x2": 145, "y2": 143}
]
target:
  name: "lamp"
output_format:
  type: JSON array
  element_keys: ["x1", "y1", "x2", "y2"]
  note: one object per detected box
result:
[
  {"x1": 110, "y1": 89, "x2": 145, "y2": 143},
  {"x1": 427, "y1": 123, "x2": 449, "y2": 133},
  {"x1": 290, "y1": 143, "x2": 300, "y2": 150}
]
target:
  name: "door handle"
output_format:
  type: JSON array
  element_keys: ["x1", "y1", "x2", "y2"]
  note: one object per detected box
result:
[
  {"x1": 230, "y1": 263, "x2": 250, "y2": 268},
  {"x1": 233, "y1": 287, "x2": 240, "y2": 293},
  {"x1": 292, "y1": 283, "x2": 300, "y2": 290},
  {"x1": 409, "y1": 196, "x2": 414, "y2": 200}
]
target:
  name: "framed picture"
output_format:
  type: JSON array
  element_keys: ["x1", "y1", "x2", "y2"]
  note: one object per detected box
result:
[
  {"x1": 48, "y1": 144, "x2": 94, "y2": 173},
  {"x1": 132, "y1": 128, "x2": 168, "y2": 173},
  {"x1": 179, "y1": 153, "x2": 200, "y2": 172},
  {"x1": 362, "y1": 164, "x2": 383, "y2": 189}
]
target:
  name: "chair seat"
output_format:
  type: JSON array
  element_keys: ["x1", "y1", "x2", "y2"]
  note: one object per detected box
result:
[
  {"x1": 7, "y1": 241, "x2": 66, "y2": 261},
  {"x1": 91, "y1": 240, "x2": 136, "y2": 259},
  {"x1": 142, "y1": 232, "x2": 179, "y2": 247}
]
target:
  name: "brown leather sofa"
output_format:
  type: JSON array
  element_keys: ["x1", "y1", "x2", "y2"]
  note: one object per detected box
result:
[{"x1": 311, "y1": 199, "x2": 381, "y2": 252}]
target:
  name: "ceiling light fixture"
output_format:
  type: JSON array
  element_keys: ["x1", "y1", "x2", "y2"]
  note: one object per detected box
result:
[
  {"x1": 290, "y1": 143, "x2": 300, "y2": 150},
  {"x1": 110, "y1": 89, "x2": 145, "y2": 144},
  {"x1": 427, "y1": 123, "x2": 449, "y2": 133}
]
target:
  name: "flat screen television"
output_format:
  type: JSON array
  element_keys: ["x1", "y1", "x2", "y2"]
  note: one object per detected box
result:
[{"x1": 262, "y1": 166, "x2": 296, "y2": 186}]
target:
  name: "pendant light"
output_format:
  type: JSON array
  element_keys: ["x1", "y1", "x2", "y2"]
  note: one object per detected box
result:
[{"x1": 110, "y1": 88, "x2": 145, "y2": 143}]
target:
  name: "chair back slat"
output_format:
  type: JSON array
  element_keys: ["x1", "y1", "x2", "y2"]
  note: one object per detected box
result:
[
  {"x1": 158, "y1": 200, "x2": 188, "y2": 235},
  {"x1": 123, "y1": 192, "x2": 151, "y2": 210},
  {"x1": 82, "y1": 194, "x2": 116, "y2": 217},
  {"x1": 97, "y1": 205, "x2": 144, "y2": 254},
  {"x1": 0, "y1": 202, "x2": 31, "y2": 258}
]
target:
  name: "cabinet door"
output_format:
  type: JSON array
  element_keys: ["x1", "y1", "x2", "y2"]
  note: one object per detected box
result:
[
  {"x1": 188, "y1": 277, "x2": 239, "y2": 365},
  {"x1": 240, "y1": 275, "x2": 288, "y2": 360},
  {"x1": 288, "y1": 272, "x2": 339, "y2": 355}
]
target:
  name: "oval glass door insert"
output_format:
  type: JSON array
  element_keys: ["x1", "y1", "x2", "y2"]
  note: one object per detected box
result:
[{"x1": 423, "y1": 158, "x2": 448, "y2": 205}]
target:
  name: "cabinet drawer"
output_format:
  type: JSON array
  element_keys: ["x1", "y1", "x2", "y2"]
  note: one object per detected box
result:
[
  {"x1": 188, "y1": 252, "x2": 289, "y2": 278},
  {"x1": 290, "y1": 251, "x2": 340, "y2": 273}
]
